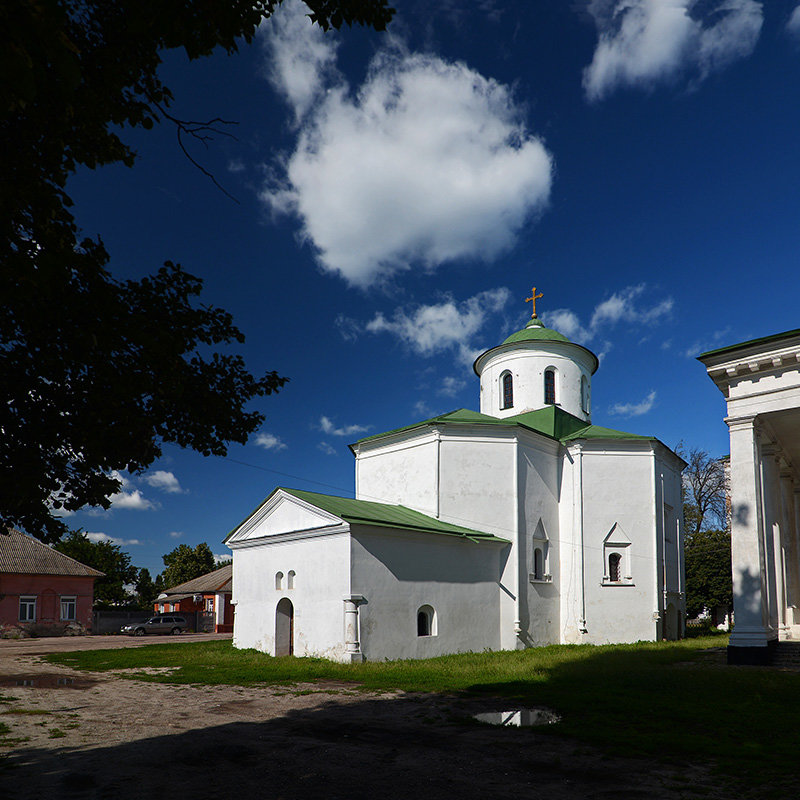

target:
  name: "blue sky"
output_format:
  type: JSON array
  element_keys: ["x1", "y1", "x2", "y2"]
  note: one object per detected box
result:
[{"x1": 62, "y1": 0, "x2": 800, "y2": 578}]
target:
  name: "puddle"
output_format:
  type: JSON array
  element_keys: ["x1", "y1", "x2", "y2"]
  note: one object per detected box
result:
[
  {"x1": 0, "y1": 674, "x2": 97, "y2": 689},
  {"x1": 473, "y1": 708, "x2": 561, "y2": 727}
]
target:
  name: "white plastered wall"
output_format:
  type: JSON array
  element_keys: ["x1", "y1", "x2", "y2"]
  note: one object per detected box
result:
[
  {"x1": 350, "y1": 526, "x2": 505, "y2": 660},
  {"x1": 517, "y1": 435, "x2": 562, "y2": 645}
]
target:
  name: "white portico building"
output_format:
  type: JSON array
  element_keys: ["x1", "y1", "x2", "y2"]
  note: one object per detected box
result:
[
  {"x1": 699, "y1": 328, "x2": 800, "y2": 664},
  {"x1": 227, "y1": 294, "x2": 686, "y2": 662}
]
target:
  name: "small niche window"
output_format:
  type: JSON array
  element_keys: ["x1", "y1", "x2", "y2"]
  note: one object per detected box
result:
[
  {"x1": 501, "y1": 372, "x2": 514, "y2": 410},
  {"x1": 19, "y1": 596, "x2": 36, "y2": 622},
  {"x1": 60, "y1": 596, "x2": 76, "y2": 621},
  {"x1": 533, "y1": 548, "x2": 544, "y2": 581},
  {"x1": 288, "y1": 570, "x2": 296, "y2": 590},
  {"x1": 417, "y1": 605, "x2": 437, "y2": 637},
  {"x1": 275, "y1": 571, "x2": 284, "y2": 590},
  {"x1": 602, "y1": 523, "x2": 633, "y2": 585},
  {"x1": 608, "y1": 553, "x2": 621, "y2": 582},
  {"x1": 581, "y1": 375, "x2": 590, "y2": 414},
  {"x1": 544, "y1": 369, "x2": 556, "y2": 405}
]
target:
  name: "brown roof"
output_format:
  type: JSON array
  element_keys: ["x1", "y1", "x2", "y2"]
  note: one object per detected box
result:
[
  {"x1": 163, "y1": 564, "x2": 231, "y2": 596},
  {"x1": 0, "y1": 530, "x2": 104, "y2": 577}
]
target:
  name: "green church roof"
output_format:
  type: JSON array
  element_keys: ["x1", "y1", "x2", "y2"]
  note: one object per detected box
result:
[
  {"x1": 501, "y1": 317, "x2": 571, "y2": 345},
  {"x1": 270, "y1": 488, "x2": 508, "y2": 543},
  {"x1": 353, "y1": 405, "x2": 656, "y2": 448}
]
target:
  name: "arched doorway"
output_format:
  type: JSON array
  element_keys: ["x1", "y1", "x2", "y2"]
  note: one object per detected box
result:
[{"x1": 275, "y1": 598, "x2": 294, "y2": 656}]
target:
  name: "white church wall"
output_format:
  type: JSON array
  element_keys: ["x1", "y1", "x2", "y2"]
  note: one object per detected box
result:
[
  {"x1": 579, "y1": 446, "x2": 659, "y2": 644},
  {"x1": 355, "y1": 431, "x2": 439, "y2": 515},
  {"x1": 232, "y1": 531, "x2": 351, "y2": 660},
  {"x1": 517, "y1": 437, "x2": 562, "y2": 646},
  {"x1": 350, "y1": 526, "x2": 504, "y2": 660},
  {"x1": 437, "y1": 430, "x2": 519, "y2": 649},
  {"x1": 478, "y1": 344, "x2": 594, "y2": 421}
]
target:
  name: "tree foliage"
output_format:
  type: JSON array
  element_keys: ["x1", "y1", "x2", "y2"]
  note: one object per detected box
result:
[
  {"x1": 54, "y1": 530, "x2": 139, "y2": 606},
  {"x1": 684, "y1": 528, "x2": 732, "y2": 619},
  {"x1": 161, "y1": 542, "x2": 217, "y2": 588},
  {"x1": 1, "y1": 0, "x2": 393, "y2": 542}
]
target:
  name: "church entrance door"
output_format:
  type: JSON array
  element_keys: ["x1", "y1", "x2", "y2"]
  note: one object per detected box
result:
[{"x1": 275, "y1": 598, "x2": 294, "y2": 656}]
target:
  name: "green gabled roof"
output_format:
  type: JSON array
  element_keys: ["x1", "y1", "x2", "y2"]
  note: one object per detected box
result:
[
  {"x1": 698, "y1": 327, "x2": 800, "y2": 360},
  {"x1": 281, "y1": 488, "x2": 508, "y2": 543},
  {"x1": 561, "y1": 424, "x2": 651, "y2": 442},
  {"x1": 353, "y1": 404, "x2": 655, "y2": 448}
]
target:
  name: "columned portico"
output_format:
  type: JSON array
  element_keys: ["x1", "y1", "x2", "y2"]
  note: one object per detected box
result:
[{"x1": 700, "y1": 328, "x2": 800, "y2": 664}]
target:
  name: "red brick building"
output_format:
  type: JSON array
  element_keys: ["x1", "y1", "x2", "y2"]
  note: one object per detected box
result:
[
  {"x1": 0, "y1": 530, "x2": 103, "y2": 636},
  {"x1": 155, "y1": 564, "x2": 233, "y2": 633}
]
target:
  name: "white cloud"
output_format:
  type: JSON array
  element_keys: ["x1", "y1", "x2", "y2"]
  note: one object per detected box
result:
[
  {"x1": 790, "y1": 5, "x2": 800, "y2": 37},
  {"x1": 143, "y1": 470, "x2": 184, "y2": 494},
  {"x1": 169, "y1": 531, "x2": 183, "y2": 539},
  {"x1": 413, "y1": 400, "x2": 435, "y2": 418},
  {"x1": 86, "y1": 532, "x2": 142, "y2": 546},
  {"x1": 437, "y1": 376, "x2": 466, "y2": 397},
  {"x1": 684, "y1": 326, "x2": 732, "y2": 357},
  {"x1": 583, "y1": 0, "x2": 763, "y2": 101},
  {"x1": 364, "y1": 287, "x2": 511, "y2": 366},
  {"x1": 318, "y1": 441, "x2": 337, "y2": 455},
  {"x1": 108, "y1": 489, "x2": 157, "y2": 511},
  {"x1": 214, "y1": 553, "x2": 232, "y2": 565},
  {"x1": 255, "y1": 432, "x2": 288, "y2": 451},
  {"x1": 260, "y1": 1, "x2": 553, "y2": 287},
  {"x1": 319, "y1": 416, "x2": 370, "y2": 437},
  {"x1": 541, "y1": 285, "x2": 671, "y2": 350},
  {"x1": 609, "y1": 389, "x2": 657, "y2": 417}
]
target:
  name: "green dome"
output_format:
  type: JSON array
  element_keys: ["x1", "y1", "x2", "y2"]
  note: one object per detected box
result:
[{"x1": 502, "y1": 317, "x2": 570, "y2": 345}]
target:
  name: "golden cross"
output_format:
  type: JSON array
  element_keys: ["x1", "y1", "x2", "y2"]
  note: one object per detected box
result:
[{"x1": 525, "y1": 287, "x2": 543, "y2": 318}]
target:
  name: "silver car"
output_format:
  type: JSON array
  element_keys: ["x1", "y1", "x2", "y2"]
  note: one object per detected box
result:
[{"x1": 121, "y1": 616, "x2": 187, "y2": 636}]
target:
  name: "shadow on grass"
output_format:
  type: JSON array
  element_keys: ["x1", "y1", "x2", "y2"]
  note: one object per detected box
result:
[
  {"x1": 0, "y1": 690, "x2": 730, "y2": 800},
  {"x1": 45, "y1": 638, "x2": 800, "y2": 797}
]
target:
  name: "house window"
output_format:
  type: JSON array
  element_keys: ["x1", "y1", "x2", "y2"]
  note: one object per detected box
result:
[
  {"x1": 60, "y1": 596, "x2": 76, "y2": 621},
  {"x1": 205, "y1": 598, "x2": 214, "y2": 613},
  {"x1": 501, "y1": 372, "x2": 513, "y2": 409},
  {"x1": 544, "y1": 369, "x2": 556, "y2": 405},
  {"x1": 19, "y1": 596, "x2": 36, "y2": 622},
  {"x1": 288, "y1": 570, "x2": 296, "y2": 590},
  {"x1": 608, "y1": 552, "x2": 622, "y2": 582},
  {"x1": 417, "y1": 605, "x2": 437, "y2": 637}
]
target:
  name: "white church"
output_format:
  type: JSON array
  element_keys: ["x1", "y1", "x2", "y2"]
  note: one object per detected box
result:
[{"x1": 226, "y1": 292, "x2": 686, "y2": 662}]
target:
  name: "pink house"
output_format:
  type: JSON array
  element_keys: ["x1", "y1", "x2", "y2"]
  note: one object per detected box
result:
[{"x1": 0, "y1": 530, "x2": 103, "y2": 636}]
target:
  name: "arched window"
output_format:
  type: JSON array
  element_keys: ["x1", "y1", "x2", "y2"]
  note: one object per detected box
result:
[
  {"x1": 533, "y1": 547, "x2": 544, "y2": 581},
  {"x1": 275, "y1": 571, "x2": 284, "y2": 590},
  {"x1": 287, "y1": 570, "x2": 296, "y2": 590},
  {"x1": 417, "y1": 605, "x2": 437, "y2": 637},
  {"x1": 544, "y1": 369, "x2": 556, "y2": 405},
  {"x1": 581, "y1": 375, "x2": 589, "y2": 414},
  {"x1": 501, "y1": 372, "x2": 513, "y2": 410},
  {"x1": 608, "y1": 553, "x2": 621, "y2": 583}
]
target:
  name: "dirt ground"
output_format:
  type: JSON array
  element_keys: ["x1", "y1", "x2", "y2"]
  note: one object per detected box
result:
[{"x1": 0, "y1": 636, "x2": 727, "y2": 800}]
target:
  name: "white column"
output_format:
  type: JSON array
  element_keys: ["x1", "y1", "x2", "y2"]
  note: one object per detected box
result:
[
  {"x1": 342, "y1": 595, "x2": 365, "y2": 663},
  {"x1": 727, "y1": 416, "x2": 775, "y2": 648},
  {"x1": 760, "y1": 444, "x2": 782, "y2": 633},
  {"x1": 215, "y1": 593, "x2": 225, "y2": 628}
]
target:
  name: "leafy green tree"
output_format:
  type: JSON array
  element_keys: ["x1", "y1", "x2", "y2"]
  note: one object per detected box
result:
[
  {"x1": 162, "y1": 542, "x2": 217, "y2": 588},
  {"x1": 1, "y1": 0, "x2": 393, "y2": 542},
  {"x1": 54, "y1": 531, "x2": 138, "y2": 606},
  {"x1": 134, "y1": 568, "x2": 159, "y2": 609},
  {"x1": 684, "y1": 528, "x2": 732, "y2": 620}
]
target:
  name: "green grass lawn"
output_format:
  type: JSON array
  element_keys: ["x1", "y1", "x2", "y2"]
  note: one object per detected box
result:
[{"x1": 47, "y1": 636, "x2": 800, "y2": 791}]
